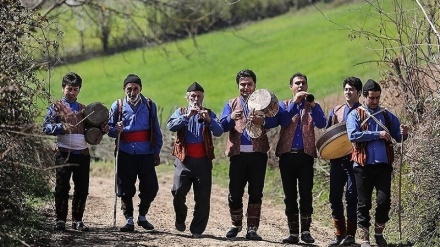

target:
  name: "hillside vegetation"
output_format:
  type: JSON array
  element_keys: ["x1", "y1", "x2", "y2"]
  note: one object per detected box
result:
[{"x1": 40, "y1": 1, "x2": 381, "y2": 116}]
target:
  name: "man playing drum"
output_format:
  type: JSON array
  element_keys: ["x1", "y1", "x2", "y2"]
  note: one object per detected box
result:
[
  {"x1": 167, "y1": 82, "x2": 223, "y2": 238},
  {"x1": 346, "y1": 79, "x2": 408, "y2": 247},
  {"x1": 326, "y1": 77, "x2": 363, "y2": 246},
  {"x1": 275, "y1": 72, "x2": 326, "y2": 244},
  {"x1": 107, "y1": 74, "x2": 163, "y2": 232},
  {"x1": 43, "y1": 72, "x2": 108, "y2": 231},
  {"x1": 220, "y1": 69, "x2": 279, "y2": 241}
]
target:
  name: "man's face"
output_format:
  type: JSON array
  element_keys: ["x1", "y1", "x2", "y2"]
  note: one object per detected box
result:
[
  {"x1": 187, "y1": 91, "x2": 204, "y2": 107},
  {"x1": 344, "y1": 84, "x2": 360, "y2": 104},
  {"x1": 290, "y1": 76, "x2": 308, "y2": 94},
  {"x1": 62, "y1": 85, "x2": 80, "y2": 102},
  {"x1": 124, "y1": 83, "x2": 142, "y2": 101},
  {"x1": 364, "y1": 91, "x2": 381, "y2": 109},
  {"x1": 238, "y1": 77, "x2": 255, "y2": 99}
]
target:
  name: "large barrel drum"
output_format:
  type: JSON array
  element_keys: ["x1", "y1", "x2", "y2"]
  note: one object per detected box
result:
[
  {"x1": 316, "y1": 122, "x2": 352, "y2": 160},
  {"x1": 247, "y1": 89, "x2": 279, "y2": 117},
  {"x1": 84, "y1": 102, "x2": 109, "y2": 127},
  {"x1": 85, "y1": 127, "x2": 103, "y2": 145}
]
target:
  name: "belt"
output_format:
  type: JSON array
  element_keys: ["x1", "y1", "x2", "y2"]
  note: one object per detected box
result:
[{"x1": 290, "y1": 148, "x2": 304, "y2": 153}]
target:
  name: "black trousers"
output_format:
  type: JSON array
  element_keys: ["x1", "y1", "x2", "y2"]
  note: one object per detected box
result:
[
  {"x1": 228, "y1": 152, "x2": 268, "y2": 209},
  {"x1": 117, "y1": 150, "x2": 159, "y2": 217},
  {"x1": 171, "y1": 156, "x2": 212, "y2": 235},
  {"x1": 55, "y1": 151, "x2": 90, "y2": 221},
  {"x1": 329, "y1": 155, "x2": 357, "y2": 221},
  {"x1": 279, "y1": 152, "x2": 314, "y2": 217},
  {"x1": 353, "y1": 163, "x2": 392, "y2": 228}
]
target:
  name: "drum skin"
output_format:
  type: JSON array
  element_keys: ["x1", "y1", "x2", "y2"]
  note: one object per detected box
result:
[
  {"x1": 84, "y1": 102, "x2": 109, "y2": 127},
  {"x1": 247, "y1": 89, "x2": 279, "y2": 117},
  {"x1": 85, "y1": 127, "x2": 103, "y2": 145},
  {"x1": 316, "y1": 122, "x2": 352, "y2": 160}
]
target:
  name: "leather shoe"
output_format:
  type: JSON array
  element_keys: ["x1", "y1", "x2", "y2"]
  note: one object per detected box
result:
[
  {"x1": 328, "y1": 235, "x2": 344, "y2": 246},
  {"x1": 301, "y1": 231, "x2": 315, "y2": 243},
  {"x1": 360, "y1": 242, "x2": 371, "y2": 247},
  {"x1": 54, "y1": 220, "x2": 66, "y2": 231},
  {"x1": 138, "y1": 220, "x2": 154, "y2": 230},
  {"x1": 374, "y1": 234, "x2": 388, "y2": 247},
  {"x1": 120, "y1": 223, "x2": 134, "y2": 232},
  {"x1": 245, "y1": 229, "x2": 262, "y2": 241},
  {"x1": 175, "y1": 222, "x2": 186, "y2": 232},
  {"x1": 72, "y1": 221, "x2": 89, "y2": 231},
  {"x1": 226, "y1": 226, "x2": 242, "y2": 238},
  {"x1": 282, "y1": 234, "x2": 299, "y2": 244},
  {"x1": 341, "y1": 235, "x2": 356, "y2": 245}
]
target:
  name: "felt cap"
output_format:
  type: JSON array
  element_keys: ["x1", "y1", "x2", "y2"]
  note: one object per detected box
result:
[
  {"x1": 187, "y1": 82, "x2": 204, "y2": 92},
  {"x1": 363, "y1": 79, "x2": 381, "y2": 92},
  {"x1": 123, "y1": 74, "x2": 142, "y2": 88}
]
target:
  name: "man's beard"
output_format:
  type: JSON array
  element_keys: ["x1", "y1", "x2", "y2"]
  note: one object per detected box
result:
[{"x1": 127, "y1": 94, "x2": 141, "y2": 105}]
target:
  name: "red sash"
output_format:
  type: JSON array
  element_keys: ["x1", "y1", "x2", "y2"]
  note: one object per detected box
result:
[
  {"x1": 120, "y1": 130, "x2": 151, "y2": 143},
  {"x1": 186, "y1": 143, "x2": 205, "y2": 158}
]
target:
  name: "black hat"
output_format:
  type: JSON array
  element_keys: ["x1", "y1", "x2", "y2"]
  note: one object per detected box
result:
[
  {"x1": 123, "y1": 74, "x2": 142, "y2": 88},
  {"x1": 187, "y1": 82, "x2": 204, "y2": 92},
  {"x1": 363, "y1": 79, "x2": 381, "y2": 92}
]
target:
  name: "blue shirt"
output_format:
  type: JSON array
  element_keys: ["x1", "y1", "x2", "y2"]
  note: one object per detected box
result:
[
  {"x1": 346, "y1": 105, "x2": 407, "y2": 165},
  {"x1": 108, "y1": 95, "x2": 163, "y2": 155},
  {"x1": 220, "y1": 97, "x2": 279, "y2": 145},
  {"x1": 279, "y1": 99, "x2": 326, "y2": 149},
  {"x1": 166, "y1": 106, "x2": 224, "y2": 141}
]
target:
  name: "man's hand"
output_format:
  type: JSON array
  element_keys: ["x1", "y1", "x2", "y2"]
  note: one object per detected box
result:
[
  {"x1": 115, "y1": 121, "x2": 124, "y2": 133},
  {"x1": 62, "y1": 123, "x2": 74, "y2": 133},
  {"x1": 230, "y1": 110, "x2": 244, "y2": 121},
  {"x1": 154, "y1": 154, "x2": 161, "y2": 166},
  {"x1": 400, "y1": 124, "x2": 409, "y2": 135},
  {"x1": 379, "y1": 131, "x2": 392, "y2": 142}
]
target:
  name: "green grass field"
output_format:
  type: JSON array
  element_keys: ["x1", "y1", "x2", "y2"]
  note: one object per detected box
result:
[{"x1": 40, "y1": 2, "x2": 383, "y2": 117}]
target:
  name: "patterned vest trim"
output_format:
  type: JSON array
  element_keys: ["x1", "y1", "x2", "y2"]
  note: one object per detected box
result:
[
  {"x1": 332, "y1": 104, "x2": 346, "y2": 125},
  {"x1": 54, "y1": 100, "x2": 85, "y2": 134},
  {"x1": 275, "y1": 100, "x2": 316, "y2": 157},
  {"x1": 351, "y1": 108, "x2": 395, "y2": 165},
  {"x1": 225, "y1": 97, "x2": 269, "y2": 157},
  {"x1": 172, "y1": 107, "x2": 215, "y2": 162}
]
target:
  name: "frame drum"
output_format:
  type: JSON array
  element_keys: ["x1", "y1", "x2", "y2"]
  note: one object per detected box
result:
[
  {"x1": 84, "y1": 102, "x2": 109, "y2": 127},
  {"x1": 247, "y1": 89, "x2": 279, "y2": 117},
  {"x1": 316, "y1": 122, "x2": 352, "y2": 160},
  {"x1": 85, "y1": 127, "x2": 103, "y2": 145}
]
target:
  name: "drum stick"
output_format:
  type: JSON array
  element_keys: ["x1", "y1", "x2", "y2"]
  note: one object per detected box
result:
[{"x1": 74, "y1": 110, "x2": 95, "y2": 127}]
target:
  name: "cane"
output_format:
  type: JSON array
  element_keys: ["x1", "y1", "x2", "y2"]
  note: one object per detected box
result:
[
  {"x1": 113, "y1": 132, "x2": 121, "y2": 228},
  {"x1": 398, "y1": 135, "x2": 404, "y2": 240}
]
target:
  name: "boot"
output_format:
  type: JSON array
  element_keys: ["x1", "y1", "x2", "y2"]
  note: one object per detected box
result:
[
  {"x1": 328, "y1": 217, "x2": 346, "y2": 246},
  {"x1": 282, "y1": 214, "x2": 299, "y2": 244},
  {"x1": 55, "y1": 198, "x2": 68, "y2": 223},
  {"x1": 374, "y1": 222, "x2": 387, "y2": 247},
  {"x1": 340, "y1": 220, "x2": 357, "y2": 245},
  {"x1": 138, "y1": 201, "x2": 154, "y2": 230},
  {"x1": 246, "y1": 203, "x2": 262, "y2": 240},
  {"x1": 226, "y1": 207, "x2": 243, "y2": 238},
  {"x1": 300, "y1": 214, "x2": 315, "y2": 243},
  {"x1": 358, "y1": 225, "x2": 371, "y2": 247},
  {"x1": 71, "y1": 196, "x2": 87, "y2": 223}
]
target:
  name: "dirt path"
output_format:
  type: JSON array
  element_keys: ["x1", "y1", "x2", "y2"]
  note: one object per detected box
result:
[{"x1": 46, "y1": 170, "x2": 334, "y2": 247}]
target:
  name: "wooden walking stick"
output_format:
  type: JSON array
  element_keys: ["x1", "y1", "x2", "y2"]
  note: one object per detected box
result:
[
  {"x1": 398, "y1": 136, "x2": 404, "y2": 240},
  {"x1": 113, "y1": 132, "x2": 121, "y2": 228}
]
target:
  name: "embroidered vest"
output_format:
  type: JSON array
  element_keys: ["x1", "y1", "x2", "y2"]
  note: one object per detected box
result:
[
  {"x1": 54, "y1": 100, "x2": 85, "y2": 134},
  {"x1": 351, "y1": 108, "x2": 395, "y2": 165},
  {"x1": 275, "y1": 100, "x2": 317, "y2": 157},
  {"x1": 172, "y1": 107, "x2": 215, "y2": 162},
  {"x1": 331, "y1": 104, "x2": 346, "y2": 125},
  {"x1": 225, "y1": 97, "x2": 269, "y2": 157}
]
